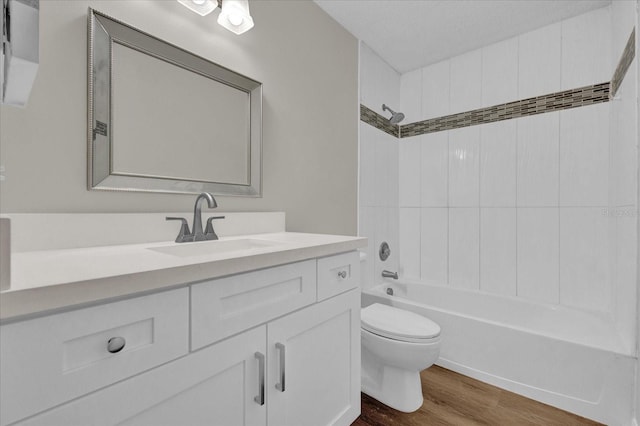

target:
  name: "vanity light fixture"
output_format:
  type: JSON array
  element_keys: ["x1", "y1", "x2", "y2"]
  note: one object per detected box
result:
[
  {"x1": 177, "y1": 0, "x2": 218, "y2": 17},
  {"x1": 177, "y1": 0, "x2": 254, "y2": 34},
  {"x1": 217, "y1": 0, "x2": 254, "y2": 35}
]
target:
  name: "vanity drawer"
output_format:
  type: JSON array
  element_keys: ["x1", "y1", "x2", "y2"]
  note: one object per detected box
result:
[
  {"x1": 317, "y1": 251, "x2": 360, "y2": 301},
  {"x1": 0, "y1": 288, "x2": 189, "y2": 426},
  {"x1": 191, "y1": 260, "x2": 316, "y2": 350}
]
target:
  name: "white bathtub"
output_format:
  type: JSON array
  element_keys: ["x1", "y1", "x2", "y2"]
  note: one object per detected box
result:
[{"x1": 362, "y1": 280, "x2": 635, "y2": 425}]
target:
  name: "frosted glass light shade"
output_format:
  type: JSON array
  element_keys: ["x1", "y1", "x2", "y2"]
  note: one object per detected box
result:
[
  {"x1": 177, "y1": 0, "x2": 218, "y2": 16},
  {"x1": 217, "y1": 0, "x2": 254, "y2": 34}
]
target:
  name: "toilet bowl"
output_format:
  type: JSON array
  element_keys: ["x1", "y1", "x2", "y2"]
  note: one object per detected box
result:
[{"x1": 361, "y1": 303, "x2": 441, "y2": 413}]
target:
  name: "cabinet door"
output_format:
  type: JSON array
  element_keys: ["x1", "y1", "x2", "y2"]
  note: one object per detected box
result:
[
  {"x1": 19, "y1": 326, "x2": 267, "y2": 426},
  {"x1": 267, "y1": 289, "x2": 360, "y2": 426}
]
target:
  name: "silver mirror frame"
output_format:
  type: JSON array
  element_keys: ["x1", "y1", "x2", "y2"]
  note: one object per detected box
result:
[{"x1": 87, "y1": 8, "x2": 262, "y2": 197}]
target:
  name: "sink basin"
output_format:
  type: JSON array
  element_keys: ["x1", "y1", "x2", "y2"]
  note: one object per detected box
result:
[{"x1": 148, "y1": 238, "x2": 284, "y2": 258}]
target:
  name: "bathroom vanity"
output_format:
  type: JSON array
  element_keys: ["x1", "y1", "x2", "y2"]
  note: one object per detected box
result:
[{"x1": 0, "y1": 214, "x2": 366, "y2": 426}]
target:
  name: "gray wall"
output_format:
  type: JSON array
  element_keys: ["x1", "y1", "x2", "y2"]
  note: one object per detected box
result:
[{"x1": 0, "y1": 0, "x2": 358, "y2": 236}]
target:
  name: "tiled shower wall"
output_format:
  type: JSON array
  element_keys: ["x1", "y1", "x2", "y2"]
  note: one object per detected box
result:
[
  {"x1": 398, "y1": 6, "x2": 613, "y2": 305},
  {"x1": 359, "y1": 4, "x2": 638, "y2": 352},
  {"x1": 359, "y1": 43, "x2": 400, "y2": 290}
]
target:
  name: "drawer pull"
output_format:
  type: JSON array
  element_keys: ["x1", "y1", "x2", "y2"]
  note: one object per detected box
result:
[
  {"x1": 107, "y1": 337, "x2": 126, "y2": 353},
  {"x1": 254, "y1": 352, "x2": 265, "y2": 405},
  {"x1": 275, "y1": 342, "x2": 286, "y2": 392},
  {"x1": 337, "y1": 270, "x2": 347, "y2": 279}
]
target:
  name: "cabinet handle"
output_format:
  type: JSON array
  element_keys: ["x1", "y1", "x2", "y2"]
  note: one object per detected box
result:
[
  {"x1": 107, "y1": 337, "x2": 126, "y2": 353},
  {"x1": 275, "y1": 342, "x2": 286, "y2": 392},
  {"x1": 254, "y1": 352, "x2": 265, "y2": 406},
  {"x1": 337, "y1": 270, "x2": 347, "y2": 279}
]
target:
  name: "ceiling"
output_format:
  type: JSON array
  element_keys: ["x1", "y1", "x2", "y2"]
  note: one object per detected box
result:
[{"x1": 314, "y1": 0, "x2": 611, "y2": 74}]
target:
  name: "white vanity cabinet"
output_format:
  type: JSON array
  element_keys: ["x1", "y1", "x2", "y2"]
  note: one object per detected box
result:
[{"x1": 0, "y1": 250, "x2": 361, "y2": 426}]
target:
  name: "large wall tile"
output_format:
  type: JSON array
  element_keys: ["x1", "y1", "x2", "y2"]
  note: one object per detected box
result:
[
  {"x1": 378, "y1": 60, "x2": 401, "y2": 114},
  {"x1": 559, "y1": 103, "x2": 609, "y2": 206},
  {"x1": 450, "y1": 50, "x2": 482, "y2": 113},
  {"x1": 374, "y1": 133, "x2": 399, "y2": 207},
  {"x1": 387, "y1": 134, "x2": 400, "y2": 208},
  {"x1": 359, "y1": 42, "x2": 377, "y2": 106},
  {"x1": 358, "y1": 205, "x2": 375, "y2": 290},
  {"x1": 421, "y1": 208, "x2": 448, "y2": 284},
  {"x1": 480, "y1": 120, "x2": 517, "y2": 207},
  {"x1": 400, "y1": 69, "x2": 422, "y2": 124},
  {"x1": 360, "y1": 42, "x2": 401, "y2": 117},
  {"x1": 561, "y1": 6, "x2": 612, "y2": 90},
  {"x1": 517, "y1": 112, "x2": 560, "y2": 207},
  {"x1": 610, "y1": 62, "x2": 638, "y2": 207},
  {"x1": 399, "y1": 137, "x2": 421, "y2": 207},
  {"x1": 613, "y1": 213, "x2": 638, "y2": 352},
  {"x1": 420, "y1": 208, "x2": 449, "y2": 284},
  {"x1": 422, "y1": 60, "x2": 450, "y2": 120},
  {"x1": 482, "y1": 37, "x2": 518, "y2": 107},
  {"x1": 611, "y1": 0, "x2": 636, "y2": 70},
  {"x1": 449, "y1": 126, "x2": 480, "y2": 207},
  {"x1": 449, "y1": 208, "x2": 480, "y2": 289},
  {"x1": 518, "y1": 22, "x2": 561, "y2": 99},
  {"x1": 517, "y1": 208, "x2": 559, "y2": 303},
  {"x1": 399, "y1": 208, "x2": 421, "y2": 279},
  {"x1": 559, "y1": 208, "x2": 609, "y2": 312},
  {"x1": 421, "y1": 132, "x2": 449, "y2": 207},
  {"x1": 480, "y1": 208, "x2": 517, "y2": 296},
  {"x1": 359, "y1": 122, "x2": 376, "y2": 207},
  {"x1": 372, "y1": 131, "x2": 389, "y2": 207}
]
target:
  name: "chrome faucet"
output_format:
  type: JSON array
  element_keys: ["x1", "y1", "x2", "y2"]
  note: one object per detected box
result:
[
  {"x1": 192, "y1": 193, "x2": 217, "y2": 241},
  {"x1": 382, "y1": 270, "x2": 398, "y2": 279},
  {"x1": 166, "y1": 192, "x2": 225, "y2": 243}
]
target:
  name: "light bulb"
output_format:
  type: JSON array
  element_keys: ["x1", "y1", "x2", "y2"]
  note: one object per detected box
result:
[
  {"x1": 228, "y1": 13, "x2": 243, "y2": 26},
  {"x1": 217, "y1": 0, "x2": 254, "y2": 34},
  {"x1": 177, "y1": 0, "x2": 217, "y2": 16}
]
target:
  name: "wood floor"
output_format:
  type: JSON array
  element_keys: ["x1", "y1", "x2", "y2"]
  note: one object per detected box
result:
[{"x1": 353, "y1": 366, "x2": 602, "y2": 426}]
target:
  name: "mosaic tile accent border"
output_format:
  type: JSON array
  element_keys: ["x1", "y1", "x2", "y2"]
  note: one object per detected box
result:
[
  {"x1": 399, "y1": 83, "x2": 609, "y2": 137},
  {"x1": 360, "y1": 105, "x2": 399, "y2": 137},
  {"x1": 611, "y1": 27, "x2": 636, "y2": 97}
]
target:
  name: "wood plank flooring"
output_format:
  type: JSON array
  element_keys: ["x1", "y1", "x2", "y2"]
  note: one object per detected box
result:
[{"x1": 353, "y1": 366, "x2": 602, "y2": 426}]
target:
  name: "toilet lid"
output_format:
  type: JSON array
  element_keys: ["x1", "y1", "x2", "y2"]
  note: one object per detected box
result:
[{"x1": 361, "y1": 303, "x2": 441, "y2": 341}]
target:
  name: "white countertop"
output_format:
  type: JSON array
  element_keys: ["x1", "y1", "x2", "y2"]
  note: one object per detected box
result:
[{"x1": 1, "y1": 232, "x2": 366, "y2": 321}]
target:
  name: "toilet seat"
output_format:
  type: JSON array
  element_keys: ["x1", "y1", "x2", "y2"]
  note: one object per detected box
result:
[{"x1": 361, "y1": 303, "x2": 440, "y2": 343}]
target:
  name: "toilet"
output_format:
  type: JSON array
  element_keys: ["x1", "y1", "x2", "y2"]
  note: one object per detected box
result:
[{"x1": 361, "y1": 303, "x2": 441, "y2": 413}]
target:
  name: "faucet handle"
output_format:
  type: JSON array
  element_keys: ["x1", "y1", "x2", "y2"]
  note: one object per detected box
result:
[
  {"x1": 204, "y1": 216, "x2": 225, "y2": 241},
  {"x1": 166, "y1": 217, "x2": 193, "y2": 243}
]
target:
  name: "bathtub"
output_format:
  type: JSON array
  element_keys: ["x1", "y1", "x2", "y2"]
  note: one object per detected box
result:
[{"x1": 362, "y1": 280, "x2": 635, "y2": 425}]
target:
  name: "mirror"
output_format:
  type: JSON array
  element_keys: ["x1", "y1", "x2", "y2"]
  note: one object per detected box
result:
[{"x1": 88, "y1": 9, "x2": 262, "y2": 196}]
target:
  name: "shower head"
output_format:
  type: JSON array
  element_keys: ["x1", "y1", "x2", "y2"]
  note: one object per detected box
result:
[{"x1": 382, "y1": 104, "x2": 405, "y2": 124}]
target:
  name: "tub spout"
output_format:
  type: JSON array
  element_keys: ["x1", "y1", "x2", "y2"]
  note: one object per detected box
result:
[{"x1": 382, "y1": 270, "x2": 398, "y2": 280}]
